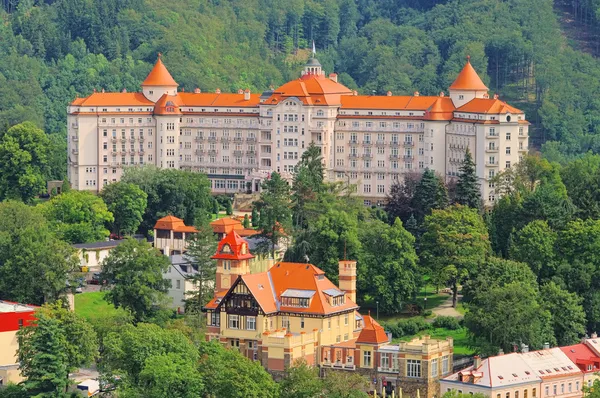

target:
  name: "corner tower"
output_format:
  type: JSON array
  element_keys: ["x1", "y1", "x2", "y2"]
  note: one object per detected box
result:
[
  {"x1": 141, "y1": 54, "x2": 179, "y2": 102},
  {"x1": 212, "y1": 230, "x2": 254, "y2": 291},
  {"x1": 338, "y1": 260, "x2": 357, "y2": 303},
  {"x1": 448, "y1": 56, "x2": 488, "y2": 108}
]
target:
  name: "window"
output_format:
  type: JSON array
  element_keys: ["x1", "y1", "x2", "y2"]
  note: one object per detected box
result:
[
  {"x1": 442, "y1": 356, "x2": 449, "y2": 374},
  {"x1": 553, "y1": 385, "x2": 557, "y2": 395},
  {"x1": 344, "y1": 314, "x2": 348, "y2": 325},
  {"x1": 176, "y1": 280, "x2": 181, "y2": 289},
  {"x1": 230, "y1": 339, "x2": 240, "y2": 348},
  {"x1": 407, "y1": 360, "x2": 421, "y2": 378},
  {"x1": 505, "y1": 161, "x2": 511, "y2": 168},
  {"x1": 228, "y1": 314, "x2": 239, "y2": 329},
  {"x1": 300, "y1": 317, "x2": 305, "y2": 329},
  {"x1": 431, "y1": 358, "x2": 438, "y2": 377},
  {"x1": 561, "y1": 384, "x2": 564, "y2": 394},
  {"x1": 381, "y1": 354, "x2": 389, "y2": 369},
  {"x1": 282, "y1": 316, "x2": 290, "y2": 329},
  {"x1": 568, "y1": 383, "x2": 572, "y2": 393},
  {"x1": 524, "y1": 390, "x2": 528, "y2": 398},
  {"x1": 506, "y1": 393, "x2": 510, "y2": 398},
  {"x1": 576, "y1": 382, "x2": 580, "y2": 391},
  {"x1": 246, "y1": 316, "x2": 256, "y2": 330},
  {"x1": 506, "y1": 146, "x2": 511, "y2": 155},
  {"x1": 363, "y1": 351, "x2": 372, "y2": 367},
  {"x1": 532, "y1": 388, "x2": 536, "y2": 397},
  {"x1": 516, "y1": 391, "x2": 519, "y2": 398}
]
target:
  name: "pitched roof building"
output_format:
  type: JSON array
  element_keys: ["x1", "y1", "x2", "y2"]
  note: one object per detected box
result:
[
  {"x1": 68, "y1": 53, "x2": 528, "y2": 207},
  {"x1": 0, "y1": 301, "x2": 36, "y2": 385}
]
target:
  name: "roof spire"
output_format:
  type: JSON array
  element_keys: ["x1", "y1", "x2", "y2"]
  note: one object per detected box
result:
[
  {"x1": 312, "y1": 40, "x2": 316, "y2": 57},
  {"x1": 467, "y1": 54, "x2": 471, "y2": 62},
  {"x1": 158, "y1": 52, "x2": 162, "y2": 59}
]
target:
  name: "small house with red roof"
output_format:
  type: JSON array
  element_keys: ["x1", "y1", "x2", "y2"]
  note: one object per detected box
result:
[
  {"x1": 0, "y1": 301, "x2": 36, "y2": 384},
  {"x1": 153, "y1": 215, "x2": 198, "y2": 255},
  {"x1": 561, "y1": 337, "x2": 600, "y2": 388}
]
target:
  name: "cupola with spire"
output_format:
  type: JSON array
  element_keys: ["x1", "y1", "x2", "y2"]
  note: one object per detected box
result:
[
  {"x1": 448, "y1": 55, "x2": 489, "y2": 108},
  {"x1": 302, "y1": 40, "x2": 324, "y2": 77},
  {"x1": 141, "y1": 53, "x2": 179, "y2": 102}
]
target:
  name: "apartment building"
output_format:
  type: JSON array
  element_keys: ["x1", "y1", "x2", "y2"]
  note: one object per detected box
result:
[
  {"x1": 0, "y1": 301, "x2": 36, "y2": 385},
  {"x1": 204, "y1": 230, "x2": 453, "y2": 395},
  {"x1": 68, "y1": 54, "x2": 529, "y2": 206}
]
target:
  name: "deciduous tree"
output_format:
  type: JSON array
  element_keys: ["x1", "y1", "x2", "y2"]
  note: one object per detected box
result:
[
  {"x1": 540, "y1": 282, "x2": 586, "y2": 346},
  {"x1": 100, "y1": 182, "x2": 147, "y2": 236},
  {"x1": 100, "y1": 238, "x2": 171, "y2": 323},
  {"x1": 509, "y1": 220, "x2": 557, "y2": 281}
]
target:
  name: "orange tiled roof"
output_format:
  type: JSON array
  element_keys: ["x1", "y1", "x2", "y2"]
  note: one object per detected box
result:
[
  {"x1": 70, "y1": 92, "x2": 155, "y2": 107},
  {"x1": 178, "y1": 92, "x2": 261, "y2": 107},
  {"x1": 238, "y1": 228, "x2": 260, "y2": 237},
  {"x1": 356, "y1": 315, "x2": 389, "y2": 345},
  {"x1": 340, "y1": 95, "x2": 456, "y2": 118},
  {"x1": 209, "y1": 218, "x2": 243, "y2": 234},
  {"x1": 142, "y1": 56, "x2": 178, "y2": 87},
  {"x1": 204, "y1": 289, "x2": 228, "y2": 310},
  {"x1": 154, "y1": 215, "x2": 198, "y2": 233},
  {"x1": 425, "y1": 97, "x2": 456, "y2": 121},
  {"x1": 238, "y1": 262, "x2": 358, "y2": 316},
  {"x1": 211, "y1": 230, "x2": 254, "y2": 261},
  {"x1": 154, "y1": 93, "x2": 182, "y2": 115},
  {"x1": 457, "y1": 98, "x2": 523, "y2": 114},
  {"x1": 266, "y1": 74, "x2": 353, "y2": 106},
  {"x1": 449, "y1": 57, "x2": 488, "y2": 91}
]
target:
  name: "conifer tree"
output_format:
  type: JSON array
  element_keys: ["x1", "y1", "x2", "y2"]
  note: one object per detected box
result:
[
  {"x1": 455, "y1": 149, "x2": 482, "y2": 210},
  {"x1": 243, "y1": 214, "x2": 250, "y2": 228},
  {"x1": 412, "y1": 169, "x2": 449, "y2": 222},
  {"x1": 225, "y1": 200, "x2": 233, "y2": 216},
  {"x1": 251, "y1": 207, "x2": 259, "y2": 227},
  {"x1": 212, "y1": 199, "x2": 219, "y2": 215},
  {"x1": 18, "y1": 313, "x2": 69, "y2": 396}
]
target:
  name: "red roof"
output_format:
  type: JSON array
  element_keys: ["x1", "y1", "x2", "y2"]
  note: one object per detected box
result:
[
  {"x1": 425, "y1": 97, "x2": 456, "y2": 121},
  {"x1": 560, "y1": 344, "x2": 600, "y2": 373},
  {"x1": 211, "y1": 230, "x2": 254, "y2": 261},
  {"x1": 237, "y1": 262, "x2": 358, "y2": 316},
  {"x1": 457, "y1": 98, "x2": 523, "y2": 114},
  {"x1": 449, "y1": 57, "x2": 488, "y2": 91},
  {"x1": 267, "y1": 74, "x2": 353, "y2": 106},
  {"x1": 142, "y1": 56, "x2": 178, "y2": 87},
  {"x1": 154, "y1": 93, "x2": 182, "y2": 115},
  {"x1": 153, "y1": 215, "x2": 198, "y2": 233},
  {"x1": 210, "y1": 218, "x2": 243, "y2": 234},
  {"x1": 70, "y1": 92, "x2": 155, "y2": 107},
  {"x1": 356, "y1": 315, "x2": 388, "y2": 345}
]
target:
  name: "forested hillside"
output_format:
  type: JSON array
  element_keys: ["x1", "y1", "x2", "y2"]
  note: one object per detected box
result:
[{"x1": 1, "y1": 0, "x2": 600, "y2": 178}]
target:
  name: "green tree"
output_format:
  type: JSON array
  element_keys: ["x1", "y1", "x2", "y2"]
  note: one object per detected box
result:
[
  {"x1": 322, "y1": 371, "x2": 369, "y2": 398},
  {"x1": 454, "y1": 148, "x2": 481, "y2": 210},
  {"x1": 0, "y1": 122, "x2": 50, "y2": 203},
  {"x1": 134, "y1": 353, "x2": 204, "y2": 398},
  {"x1": 280, "y1": 359, "x2": 323, "y2": 398},
  {"x1": 226, "y1": 199, "x2": 233, "y2": 215},
  {"x1": 213, "y1": 198, "x2": 220, "y2": 215},
  {"x1": 39, "y1": 190, "x2": 113, "y2": 244},
  {"x1": 509, "y1": 220, "x2": 557, "y2": 281},
  {"x1": 384, "y1": 172, "x2": 420, "y2": 224},
  {"x1": 540, "y1": 282, "x2": 586, "y2": 346},
  {"x1": 359, "y1": 218, "x2": 420, "y2": 312},
  {"x1": 443, "y1": 391, "x2": 487, "y2": 398},
  {"x1": 100, "y1": 238, "x2": 171, "y2": 323},
  {"x1": 100, "y1": 182, "x2": 148, "y2": 236},
  {"x1": 121, "y1": 167, "x2": 212, "y2": 234},
  {"x1": 102, "y1": 323, "x2": 198, "y2": 384},
  {"x1": 421, "y1": 205, "x2": 490, "y2": 307},
  {"x1": 0, "y1": 201, "x2": 78, "y2": 305},
  {"x1": 465, "y1": 281, "x2": 555, "y2": 356},
  {"x1": 560, "y1": 153, "x2": 600, "y2": 219},
  {"x1": 292, "y1": 142, "x2": 325, "y2": 228},
  {"x1": 254, "y1": 172, "x2": 292, "y2": 257},
  {"x1": 198, "y1": 340, "x2": 280, "y2": 398},
  {"x1": 412, "y1": 169, "x2": 448, "y2": 222},
  {"x1": 251, "y1": 207, "x2": 259, "y2": 227},
  {"x1": 18, "y1": 312, "x2": 69, "y2": 396},
  {"x1": 184, "y1": 213, "x2": 217, "y2": 314}
]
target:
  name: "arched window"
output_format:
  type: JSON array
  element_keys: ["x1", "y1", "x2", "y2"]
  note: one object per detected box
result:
[{"x1": 316, "y1": 110, "x2": 324, "y2": 117}]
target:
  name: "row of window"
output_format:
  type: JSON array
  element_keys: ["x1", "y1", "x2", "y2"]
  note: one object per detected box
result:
[{"x1": 341, "y1": 121, "x2": 425, "y2": 130}]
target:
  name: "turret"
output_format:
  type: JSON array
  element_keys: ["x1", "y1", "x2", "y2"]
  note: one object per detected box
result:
[
  {"x1": 212, "y1": 230, "x2": 254, "y2": 291},
  {"x1": 141, "y1": 54, "x2": 179, "y2": 102},
  {"x1": 338, "y1": 260, "x2": 357, "y2": 303},
  {"x1": 448, "y1": 56, "x2": 488, "y2": 108}
]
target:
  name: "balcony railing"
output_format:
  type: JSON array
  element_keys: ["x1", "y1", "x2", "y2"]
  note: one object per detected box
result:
[
  {"x1": 194, "y1": 136, "x2": 204, "y2": 142},
  {"x1": 486, "y1": 147, "x2": 498, "y2": 153},
  {"x1": 377, "y1": 366, "x2": 400, "y2": 373},
  {"x1": 362, "y1": 140, "x2": 372, "y2": 146},
  {"x1": 246, "y1": 137, "x2": 256, "y2": 142},
  {"x1": 376, "y1": 140, "x2": 386, "y2": 146},
  {"x1": 403, "y1": 141, "x2": 414, "y2": 147}
]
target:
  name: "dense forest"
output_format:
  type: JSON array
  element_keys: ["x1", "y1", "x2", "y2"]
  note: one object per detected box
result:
[{"x1": 1, "y1": 0, "x2": 600, "y2": 178}]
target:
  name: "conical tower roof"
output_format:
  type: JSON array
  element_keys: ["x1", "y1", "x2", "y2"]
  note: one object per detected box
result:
[
  {"x1": 449, "y1": 56, "x2": 488, "y2": 91},
  {"x1": 142, "y1": 54, "x2": 178, "y2": 87}
]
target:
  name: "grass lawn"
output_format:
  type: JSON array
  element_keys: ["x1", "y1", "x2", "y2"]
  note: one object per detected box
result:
[
  {"x1": 395, "y1": 327, "x2": 474, "y2": 356},
  {"x1": 210, "y1": 212, "x2": 230, "y2": 220},
  {"x1": 74, "y1": 291, "x2": 126, "y2": 321}
]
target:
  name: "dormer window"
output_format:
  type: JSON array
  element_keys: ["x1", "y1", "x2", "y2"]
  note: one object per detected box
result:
[
  {"x1": 240, "y1": 244, "x2": 247, "y2": 255},
  {"x1": 221, "y1": 244, "x2": 232, "y2": 254},
  {"x1": 316, "y1": 110, "x2": 324, "y2": 117},
  {"x1": 324, "y1": 288, "x2": 345, "y2": 306},
  {"x1": 280, "y1": 289, "x2": 315, "y2": 308}
]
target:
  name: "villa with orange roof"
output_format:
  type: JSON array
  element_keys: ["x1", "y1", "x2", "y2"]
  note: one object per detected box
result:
[
  {"x1": 68, "y1": 52, "x2": 528, "y2": 206},
  {"x1": 204, "y1": 230, "x2": 454, "y2": 396}
]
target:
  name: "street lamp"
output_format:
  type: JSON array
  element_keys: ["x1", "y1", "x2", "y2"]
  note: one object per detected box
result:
[
  {"x1": 424, "y1": 285, "x2": 428, "y2": 311},
  {"x1": 376, "y1": 301, "x2": 379, "y2": 320}
]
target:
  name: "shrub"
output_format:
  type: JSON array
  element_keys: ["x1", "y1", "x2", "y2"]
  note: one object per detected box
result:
[
  {"x1": 432, "y1": 316, "x2": 461, "y2": 330},
  {"x1": 384, "y1": 318, "x2": 431, "y2": 338}
]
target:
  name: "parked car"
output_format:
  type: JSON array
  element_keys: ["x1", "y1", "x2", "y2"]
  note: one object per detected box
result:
[{"x1": 88, "y1": 273, "x2": 102, "y2": 285}]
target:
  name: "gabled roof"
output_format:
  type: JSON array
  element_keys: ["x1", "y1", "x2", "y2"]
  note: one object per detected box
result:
[
  {"x1": 449, "y1": 57, "x2": 488, "y2": 91},
  {"x1": 457, "y1": 98, "x2": 523, "y2": 114},
  {"x1": 237, "y1": 262, "x2": 358, "y2": 316},
  {"x1": 211, "y1": 230, "x2": 254, "y2": 261},
  {"x1": 520, "y1": 347, "x2": 583, "y2": 379},
  {"x1": 153, "y1": 215, "x2": 198, "y2": 233},
  {"x1": 425, "y1": 97, "x2": 456, "y2": 121},
  {"x1": 70, "y1": 93, "x2": 155, "y2": 107},
  {"x1": 560, "y1": 343, "x2": 600, "y2": 372},
  {"x1": 142, "y1": 56, "x2": 178, "y2": 87},
  {"x1": 356, "y1": 315, "x2": 388, "y2": 345},
  {"x1": 210, "y1": 218, "x2": 243, "y2": 234},
  {"x1": 154, "y1": 93, "x2": 182, "y2": 115}
]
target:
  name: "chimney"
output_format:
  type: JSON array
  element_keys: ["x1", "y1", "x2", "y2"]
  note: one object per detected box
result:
[
  {"x1": 387, "y1": 91, "x2": 392, "y2": 96},
  {"x1": 194, "y1": 88, "x2": 201, "y2": 94},
  {"x1": 329, "y1": 73, "x2": 338, "y2": 83},
  {"x1": 473, "y1": 355, "x2": 481, "y2": 369},
  {"x1": 237, "y1": 89, "x2": 244, "y2": 94},
  {"x1": 101, "y1": 88, "x2": 105, "y2": 93},
  {"x1": 352, "y1": 90, "x2": 358, "y2": 96},
  {"x1": 493, "y1": 93, "x2": 499, "y2": 100},
  {"x1": 498, "y1": 349, "x2": 504, "y2": 356},
  {"x1": 543, "y1": 342, "x2": 550, "y2": 350},
  {"x1": 521, "y1": 344, "x2": 529, "y2": 353},
  {"x1": 592, "y1": 332, "x2": 598, "y2": 339},
  {"x1": 244, "y1": 89, "x2": 251, "y2": 101},
  {"x1": 216, "y1": 88, "x2": 221, "y2": 94},
  {"x1": 338, "y1": 260, "x2": 357, "y2": 303},
  {"x1": 122, "y1": 88, "x2": 127, "y2": 93},
  {"x1": 414, "y1": 91, "x2": 420, "y2": 97},
  {"x1": 483, "y1": 93, "x2": 489, "y2": 99},
  {"x1": 439, "y1": 92, "x2": 445, "y2": 97}
]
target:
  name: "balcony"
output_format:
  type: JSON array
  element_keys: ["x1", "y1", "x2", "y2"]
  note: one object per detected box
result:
[
  {"x1": 362, "y1": 154, "x2": 373, "y2": 160},
  {"x1": 195, "y1": 150, "x2": 204, "y2": 156},
  {"x1": 194, "y1": 136, "x2": 204, "y2": 142},
  {"x1": 208, "y1": 150, "x2": 218, "y2": 156},
  {"x1": 233, "y1": 150, "x2": 243, "y2": 156},
  {"x1": 349, "y1": 153, "x2": 359, "y2": 159},
  {"x1": 487, "y1": 133, "x2": 499, "y2": 139},
  {"x1": 376, "y1": 140, "x2": 386, "y2": 146},
  {"x1": 403, "y1": 155, "x2": 414, "y2": 161},
  {"x1": 71, "y1": 123, "x2": 78, "y2": 129},
  {"x1": 389, "y1": 154, "x2": 399, "y2": 160},
  {"x1": 486, "y1": 162, "x2": 498, "y2": 167},
  {"x1": 221, "y1": 137, "x2": 230, "y2": 142},
  {"x1": 377, "y1": 366, "x2": 400, "y2": 373},
  {"x1": 362, "y1": 140, "x2": 372, "y2": 146},
  {"x1": 233, "y1": 137, "x2": 243, "y2": 143},
  {"x1": 349, "y1": 140, "x2": 358, "y2": 145},
  {"x1": 208, "y1": 136, "x2": 217, "y2": 142},
  {"x1": 71, "y1": 149, "x2": 79, "y2": 155},
  {"x1": 139, "y1": 137, "x2": 145, "y2": 142},
  {"x1": 403, "y1": 141, "x2": 414, "y2": 147},
  {"x1": 486, "y1": 147, "x2": 498, "y2": 153},
  {"x1": 246, "y1": 150, "x2": 256, "y2": 156},
  {"x1": 390, "y1": 141, "x2": 399, "y2": 147},
  {"x1": 322, "y1": 360, "x2": 356, "y2": 370},
  {"x1": 246, "y1": 137, "x2": 256, "y2": 142}
]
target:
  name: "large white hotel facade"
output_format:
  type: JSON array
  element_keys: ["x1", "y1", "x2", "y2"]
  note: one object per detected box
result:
[{"x1": 67, "y1": 55, "x2": 529, "y2": 205}]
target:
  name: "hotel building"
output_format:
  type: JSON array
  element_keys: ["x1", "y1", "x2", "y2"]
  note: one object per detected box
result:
[{"x1": 68, "y1": 54, "x2": 529, "y2": 205}]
